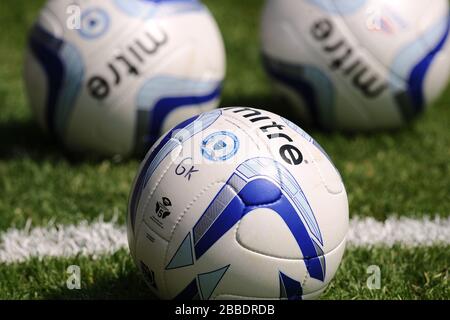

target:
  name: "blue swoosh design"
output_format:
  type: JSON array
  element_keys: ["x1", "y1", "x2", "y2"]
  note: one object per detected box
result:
[
  {"x1": 29, "y1": 25, "x2": 84, "y2": 138},
  {"x1": 279, "y1": 271, "x2": 303, "y2": 300},
  {"x1": 191, "y1": 157, "x2": 325, "y2": 281},
  {"x1": 174, "y1": 278, "x2": 199, "y2": 300},
  {"x1": 149, "y1": 84, "x2": 222, "y2": 145},
  {"x1": 262, "y1": 55, "x2": 335, "y2": 128},
  {"x1": 29, "y1": 25, "x2": 64, "y2": 135},
  {"x1": 136, "y1": 76, "x2": 222, "y2": 151},
  {"x1": 407, "y1": 14, "x2": 450, "y2": 114},
  {"x1": 235, "y1": 158, "x2": 323, "y2": 244}
]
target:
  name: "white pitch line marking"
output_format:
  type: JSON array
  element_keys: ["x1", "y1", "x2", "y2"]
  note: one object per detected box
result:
[
  {"x1": 348, "y1": 216, "x2": 450, "y2": 247},
  {"x1": 0, "y1": 216, "x2": 448, "y2": 264}
]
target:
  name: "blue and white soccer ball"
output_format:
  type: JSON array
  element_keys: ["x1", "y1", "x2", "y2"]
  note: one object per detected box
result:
[
  {"x1": 127, "y1": 107, "x2": 348, "y2": 300},
  {"x1": 24, "y1": 0, "x2": 225, "y2": 156},
  {"x1": 261, "y1": 0, "x2": 450, "y2": 130}
]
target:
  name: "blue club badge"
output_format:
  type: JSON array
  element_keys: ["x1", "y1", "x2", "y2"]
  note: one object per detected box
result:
[
  {"x1": 78, "y1": 8, "x2": 110, "y2": 39},
  {"x1": 201, "y1": 131, "x2": 239, "y2": 162}
]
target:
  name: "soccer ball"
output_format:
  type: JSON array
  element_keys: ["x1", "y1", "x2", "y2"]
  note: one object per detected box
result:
[
  {"x1": 24, "y1": 0, "x2": 225, "y2": 156},
  {"x1": 127, "y1": 107, "x2": 348, "y2": 300},
  {"x1": 261, "y1": 0, "x2": 450, "y2": 130}
]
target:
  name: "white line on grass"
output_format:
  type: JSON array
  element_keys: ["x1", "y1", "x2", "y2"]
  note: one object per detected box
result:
[
  {"x1": 0, "y1": 218, "x2": 127, "y2": 264},
  {"x1": 348, "y1": 216, "x2": 449, "y2": 247},
  {"x1": 0, "y1": 216, "x2": 449, "y2": 264}
]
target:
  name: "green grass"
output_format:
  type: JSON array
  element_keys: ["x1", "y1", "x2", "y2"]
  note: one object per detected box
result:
[
  {"x1": 0, "y1": 250, "x2": 149, "y2": 300},
  {"x1": 0, "y1": 0, "x2": 448, "y2": 300},
  {"x1": 322, "y1": 247, "x2": 449, "y2": 300},
  {"x1": 0, "y1": 247, "x2": 447, "y2": 299}
]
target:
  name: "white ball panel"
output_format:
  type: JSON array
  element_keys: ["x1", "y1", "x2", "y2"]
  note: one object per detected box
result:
[{"x1": 237, "y1": 208, "x2": 305, "y2": 259}]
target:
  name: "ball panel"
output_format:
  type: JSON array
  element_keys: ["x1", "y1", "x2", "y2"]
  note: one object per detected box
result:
[
  {"x1": 237, "y1": 208, "x2": 308, "y2": 259},
  {"x1": 389, "y1": 11, "x2": 450, "y2": 119}
]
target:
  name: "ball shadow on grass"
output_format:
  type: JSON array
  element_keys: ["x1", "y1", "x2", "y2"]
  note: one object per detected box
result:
[
  {"x1": 220, "y1": 92, "x2": 314, "y2": 130},
  {"x1": 43, "y1": 267, "x2": 157, "y2": 300},
  {"x1": 0, "y1": 119, "x2": 140, "y2": 165},
  {"x1": 0, "y1": 93, "x2": 418, "y2": 166},
  {"x1": 0, "y1": 119, "x2": 61, "y2": 160}
]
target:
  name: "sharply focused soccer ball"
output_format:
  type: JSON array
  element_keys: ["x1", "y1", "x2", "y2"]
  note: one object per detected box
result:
[
  {"x1": 261, "y1": 0, "x2": 450, "y2": 130},
  {"x1": 127, "y1": 107, "x2": 348, "y2": 300},
  {"x1": 24, "y1": 0, "x2": 225, "y2": 156}
]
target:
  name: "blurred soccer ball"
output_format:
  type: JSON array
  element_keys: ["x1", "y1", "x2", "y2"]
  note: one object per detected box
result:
[
  {"x1": 127, "y1": 107, "x2": 348, "y2": 299},
  {"x1": 24, "y1": 0, "x2": 225, "y2": 156},
  {"x1": 261, "y1": 0, "x2": 450, "y2": 130}
]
